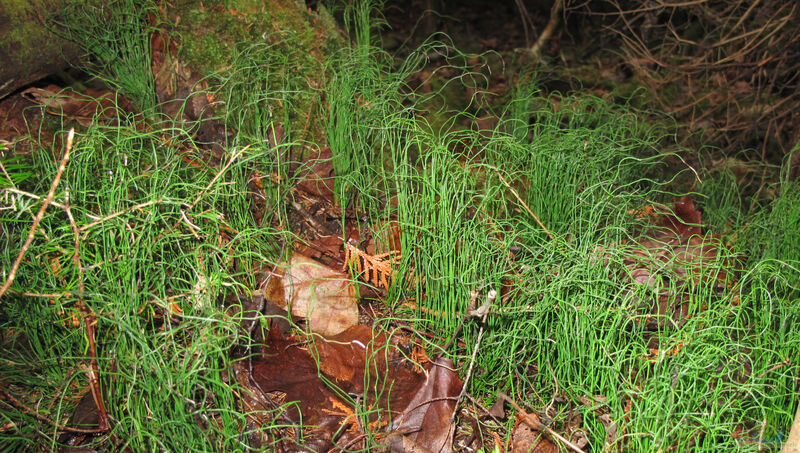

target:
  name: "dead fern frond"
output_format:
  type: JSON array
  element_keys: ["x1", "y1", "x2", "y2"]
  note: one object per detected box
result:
[{"x1": 343, "y1": 242, "x2": 402, "y2": 290}]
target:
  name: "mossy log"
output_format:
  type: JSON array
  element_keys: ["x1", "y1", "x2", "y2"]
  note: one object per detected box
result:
[
  {"x1": 0, "y1": 0, "x2": 82, "y2": 99},
  {"x1": 1, "y1": 0, "x2": 344, "y2": 107}
]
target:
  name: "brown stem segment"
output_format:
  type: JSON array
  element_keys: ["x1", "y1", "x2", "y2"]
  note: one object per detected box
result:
[
  {"x1": 0, "y1": 129, "x2": 75, "y2": 301},
  {"x1": 85, "y1": 316, "x2": 110, "y2": 432}
]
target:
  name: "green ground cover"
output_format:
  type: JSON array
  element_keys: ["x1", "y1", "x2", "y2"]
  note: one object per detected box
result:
[{"x1": 0, "y1": 0, "x2": 797, "y2": 451}]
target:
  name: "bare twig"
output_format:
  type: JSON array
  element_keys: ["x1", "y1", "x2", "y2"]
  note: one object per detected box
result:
[
  {"x1": 1, "y1": 188, "x2": 67, "y2": 210},
  {"x1": 79, "y1": 199, "x2": 162, "y2": 237},
  {"x1": 530, "y1": 0, "x2": 563, "y2": 57},
  {"x1": 159, "y1": 146, "x2": 247, "y2": 240},
  {"x1": 0, "y1": 158, "x2": 15, "y2": 188},
  {"x1": 0, "y1": 128, "x2": 75, "y2": 301},
  {"x1": 497, "y1": 391, "x2": 587, "y2": 453},
  {"x1": 450, "y1": 290, "x2": 496, "y2": 423},
  {"x1": 758, "y1": 358, "x2": 790, "y2": 378},
  {"x1": 179, "y1": 210, "x2": 201, "y2": 239},
  {"x1": 188, "y1": 146, "x2": 247, "y2": 211},
  {"x1": 6, "y1": 290, "x2": 77, "y2": 298},
  {"x1": 440, "y1": 290, "x2": 479, "y2": 353},
  {"x1": 0, "y1": 386, "x2": 106, "y2": 434},
  {"x1": 64, "y1": 189, "x2": 85, "y2": 298},
  {"x1": 495, "y1": 171, "x2": 555, "y2": 240},
  {"x1": 465, "y1": 393, "x2": 503, "y2": 426},
  {"x1": 513, "y1": 0, "x2": 536, "y2": 47},
  {"x1": 581, "y1": 0, "x2": 710, "y2": 16},
  {"x1": 84, "y1": 316, "x2": 110, "y2": 432}
]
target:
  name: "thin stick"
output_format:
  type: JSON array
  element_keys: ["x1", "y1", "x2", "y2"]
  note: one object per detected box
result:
[
  {"x1": 188, "y1": 146, "x2": 247, "y2": 211},
  {"x1": 79, "y1": 199, "x2": 162, "y2": 236},
  {"x1": 0, "y1": 158, "x2": 15, "y2": 189},
  {"x1": 84, "y1": 316, "x2": 110, "y2": 432},
  {"x1": 2, "y1": 188, "x2": 67, "y2": 210},
  {"x1": 0, "y1": 387, "x2": 106, "y2": 434},
  {"x1": 530, "y1": 0, "x2": 563, "y2": 57},
  {"x1": 440, "y1": 290, "x2": 479, "y2": 353},
  {"x1": 450, "y1": 290, "x2": 496, "y2": 424},
  {"x1": 65, "y1": 189, "x2": 85, "y2": 298},
  {"x1": 497, "y1": 391, "x2": 587, "y2": 453},
  {"x1": 0, "y1": 128, "x2": 75, "y2": 301},
  {"x1": 6, "y1": 290, "x2": 76, "y2": 298},
  {"x1": 495, "y1": 171, "x2": 555, "y2": 240},
  {"x1": 758, "y1": 358, "x2": 790, "y2": 378},
  {"x1": 465, "y1": 393, "x2": 503, "y2": 426},
  {"x1": 159, "y1": 146, "x2": 247, "y2": 240}
]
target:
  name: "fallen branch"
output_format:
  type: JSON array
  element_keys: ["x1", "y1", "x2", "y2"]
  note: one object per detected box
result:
[
  {"x1": 0, "y1": 128, "x2": 75, "y2": 301},
  {"x1": 0, "y1": 386, "x2": 106, "y2": 434},
  {"x1": 530, "y1": 0, "x2": 563, "y2": 57},
  {"x1": 497, "y1": 391, "x2": 587, "y2": 453}
]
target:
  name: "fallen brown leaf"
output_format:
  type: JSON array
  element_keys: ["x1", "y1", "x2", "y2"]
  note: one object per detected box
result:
[
  {"x1": 388, "y1": 356, "x2": 462, "y2": 453},
  {"x1": 244, "y1": 325, "x2": 437, "y2": 451},
  {"x1": 278, "y1": 253, "x2": 358, "y2": 336},
  {"x1": 511, "y1": 418, "x2": 559, "y2": 453}
]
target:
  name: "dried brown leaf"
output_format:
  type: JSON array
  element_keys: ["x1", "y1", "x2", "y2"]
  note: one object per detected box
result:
[
  {"x1": 279, "y1": 253, "x2": 358, "y2": 336},
  {"x1": 655, "y1": 195, "x2": 704, "y2": 238},
  {"x1": 21, "y1": 86, "x2": 136, "y2": 126},
  {"x1": 510, "y1": 418, "x2": 559, "y2": 453}
]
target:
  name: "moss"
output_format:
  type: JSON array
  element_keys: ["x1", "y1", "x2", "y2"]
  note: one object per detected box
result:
[
  {"x1": 171, "y1": 2, "x2": 253, "y2": 74},
  {"x1": 0, "y1": 0, "x2": 43, "y2": 70},
  {"x1": 161, "y1": 0, "x2": 345, "y2": 145},
  {"x1": 613, "y1": 81, "x2": 649, "y2": 107},
  {"x1": 0, "y1": 0, "x2": 82, "y2": 97},
  {"x1": 170, "y1": 0, "x2": 343, "y2": 76}
]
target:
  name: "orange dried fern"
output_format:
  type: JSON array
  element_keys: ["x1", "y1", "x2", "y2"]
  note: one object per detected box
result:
[{"x1": 343, "y1": 242, "x2": 402, "y2": 290}]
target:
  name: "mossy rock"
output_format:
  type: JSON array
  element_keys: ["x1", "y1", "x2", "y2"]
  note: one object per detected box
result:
[
  {"x1": 164, "y1": 0, "x2": 347, "y2": 143},
  {"x1": 169, "y1": 0, "x2": 344, "y2": 76},
  {"x1": 0, "y1": 0, "x2": 83, "y2": 99}
]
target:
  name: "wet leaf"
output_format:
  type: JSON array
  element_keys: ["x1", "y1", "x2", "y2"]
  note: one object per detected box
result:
[
  {"x1": 246, "y1": 328, "x2": 349, "y2": 450},
  {"x1": 21, "y1": 86, "x2": 136, "y2": 126},
  {"x1": 245, "y1": 326, "x2": 436, "y2": 451},
  {"x1": 56, "y1": 390, "x2": 100, "y2": 448},
  {"x1": 388, "y1": 356, "x2": 462, "y2": 453},
  {"x1": 656, "y1": 194, "x2": 703, "y2": 238},
  {"x1": 618, "y1": 196, "x2": 738, "y2": 327},
  {"x1": 294, "y1": 147, "x2": 336, "y2": 202}
]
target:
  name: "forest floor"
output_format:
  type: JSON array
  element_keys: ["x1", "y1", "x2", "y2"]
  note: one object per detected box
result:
[{"x1": 0, "y1": 1, "x2": 798, "y2": 452}]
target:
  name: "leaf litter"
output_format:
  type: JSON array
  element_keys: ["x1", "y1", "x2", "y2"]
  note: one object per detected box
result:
[
  {"x1": 233, "y1": 324, "x2": 461, "y2": 451},
  {"x1": 41, "y1": 110, "x2": 744, "y2": 450}
]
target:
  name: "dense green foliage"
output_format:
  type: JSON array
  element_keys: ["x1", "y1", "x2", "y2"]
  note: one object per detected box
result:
[{"x1": 0, "y1": 1, "x2": 797, "y2": 451}]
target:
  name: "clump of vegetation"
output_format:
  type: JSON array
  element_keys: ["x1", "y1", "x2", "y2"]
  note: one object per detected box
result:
[
  {"x1": 52, "y1": 0, "x2": 157, "y2": 113},
  {"x1": 0, "y1": 0, "x2": 797, "y2": 451}
]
